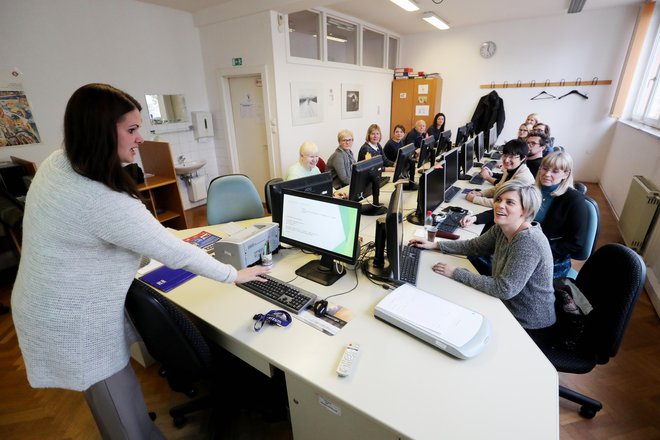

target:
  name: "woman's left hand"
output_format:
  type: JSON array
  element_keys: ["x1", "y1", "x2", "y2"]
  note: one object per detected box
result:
[
  {"x1": 432, "y1": 261, "x2": 456, "y2": 278},
  {"x1": 466, "y1": 191, "x2": 480, "y2": 202}
]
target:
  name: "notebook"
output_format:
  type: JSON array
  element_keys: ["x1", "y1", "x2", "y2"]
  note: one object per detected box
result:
[{"x1": 139, "y1": 265, "x2": 196, "y2": 292}]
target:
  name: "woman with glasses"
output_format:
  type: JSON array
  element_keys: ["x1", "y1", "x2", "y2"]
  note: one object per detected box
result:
[
  {"x1": 517, "y1": 123, "x2": 530, "y2": 141},
  {"x1": 358, "y1": 124, "x2": 394, "y2": 170},
  {"x1": 466, "y1": 139, "x2": 534, "y2": 207},
  {"x1": 285, "y1": 141, "x2": 321, "y2": 181},
  {"x1": 327, "y1": 129, "x2": 356, "y2": 189}
]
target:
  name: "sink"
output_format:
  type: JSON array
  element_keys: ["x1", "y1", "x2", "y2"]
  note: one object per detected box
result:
[{"x1": 175, "y1": 160, "x2": 207, "y2": 175}]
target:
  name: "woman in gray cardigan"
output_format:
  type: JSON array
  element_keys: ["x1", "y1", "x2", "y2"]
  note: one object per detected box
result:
[
  {"x1": 410, "y1": 180, "x2": 556, "y2": 342},
  {"x1": 326, "y1": 129, "x2": 356, "y2": 189}
]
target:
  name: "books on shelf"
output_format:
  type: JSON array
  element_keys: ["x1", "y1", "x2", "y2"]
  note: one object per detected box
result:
[{"x1": 184, "y1": 230, "x2": 221, "y2": 254}]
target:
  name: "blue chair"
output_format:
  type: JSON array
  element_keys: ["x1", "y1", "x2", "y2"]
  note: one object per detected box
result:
[
  {"x1": 567, "y1": 195, "x2": 600, "y2": 279},
  {"x1": 573, "y1": 182, "x2": 587, "y2": 195},
  {"x1": 206, "y1": 174, "x2": 265, "y2": 225}
]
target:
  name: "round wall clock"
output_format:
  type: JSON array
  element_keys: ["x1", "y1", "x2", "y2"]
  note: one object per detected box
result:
[{"x1": 480, "y1": 41, "x2": 497, "y2": 59}]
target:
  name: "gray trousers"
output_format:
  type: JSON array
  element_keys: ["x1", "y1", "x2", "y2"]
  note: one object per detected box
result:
[{"x1": 84, "y1": 362, "x2": 166, "y2": 440}]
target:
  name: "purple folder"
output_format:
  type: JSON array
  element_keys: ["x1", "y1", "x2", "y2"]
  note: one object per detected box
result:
[{"x1": 139, "y1": 266, "x2": 197, "y2": 292}]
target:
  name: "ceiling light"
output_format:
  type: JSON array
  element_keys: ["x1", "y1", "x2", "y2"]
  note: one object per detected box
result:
[
  {"x1": 422, "y1": 12, "x2": 450, "y2": 30},
  {"x1": 390, "y1": 0, "x2": 419, "y2": 12},
  {"x1": 568, "y1": 0, "x2": 586, "y2": 14},
  {"x1": 327, "y1": 35, "x2": 348, "y2": 43}
]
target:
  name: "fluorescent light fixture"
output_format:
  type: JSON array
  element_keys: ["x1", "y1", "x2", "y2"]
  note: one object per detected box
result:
[
  {"x1": 422, "y1": 12, "x2": 450, "y2": 30},
  {"x1": 390, "y1": 0, "x2": 419, "y2": 12},
  {"x1": 327, "y1": 35, "x2": 348, "y2": 43},
  {"x1": 568, "y1": 0, "x2": 586, "y2": 14}
]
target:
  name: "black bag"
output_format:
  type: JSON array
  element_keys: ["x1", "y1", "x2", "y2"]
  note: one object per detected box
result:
[{"x1": 553, "y1": 278, "x2": 592, "y2": 350}]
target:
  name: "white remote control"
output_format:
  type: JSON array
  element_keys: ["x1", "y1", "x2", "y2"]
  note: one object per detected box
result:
[{"x1": 336, "y1": 343, "x2": 360, "y2": 377}]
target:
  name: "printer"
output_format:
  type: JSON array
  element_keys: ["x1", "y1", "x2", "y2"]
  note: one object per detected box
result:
[{"x1": 214, "y1": 222, "x2": 280, "y2": 269}]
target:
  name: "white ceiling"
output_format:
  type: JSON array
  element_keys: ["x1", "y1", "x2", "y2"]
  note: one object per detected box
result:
[{"x1": 137, "y1": 0, "x2": 643, "y2": 34}]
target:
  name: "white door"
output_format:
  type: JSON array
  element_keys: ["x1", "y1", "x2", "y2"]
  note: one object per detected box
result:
[{"x1": 228, "y1": 75, "x2": 269, "y2": 202}]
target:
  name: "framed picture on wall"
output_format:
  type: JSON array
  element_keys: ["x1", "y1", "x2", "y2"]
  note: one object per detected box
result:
[
  {"x1": 341, "y1": 83, "x2": 362, "y2": 119},
  {"x1": 290, "y1": 82, "x2": 323, "y2": 125}
]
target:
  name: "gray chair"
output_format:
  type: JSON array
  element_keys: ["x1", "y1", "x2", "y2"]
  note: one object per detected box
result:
[
  {"x1": 574, "y1": 182, "x2": 587, "y2": 194},
  {"x1": 206, "y1": 174, "x2": 265, "y2": 225},
  {"x1": 264, "y1": 177, "x2": 283, "y2": 214}
]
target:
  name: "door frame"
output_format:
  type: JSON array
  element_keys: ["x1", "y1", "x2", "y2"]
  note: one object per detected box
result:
[{"x1": 216, "y1": 65, "x2": 280, "y2": 178}]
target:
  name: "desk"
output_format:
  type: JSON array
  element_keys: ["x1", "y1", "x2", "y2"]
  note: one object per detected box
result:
[{"x1": 157, "y1": 171, "x2": 559, "y2": 440}]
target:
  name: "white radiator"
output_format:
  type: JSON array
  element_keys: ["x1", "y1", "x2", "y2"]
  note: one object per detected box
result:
[{"x1": 619, "y1": 176, "x2": 660, "y2": 252}]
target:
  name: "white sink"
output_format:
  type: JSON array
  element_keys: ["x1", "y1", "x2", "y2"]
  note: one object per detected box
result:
[{"x1": 175, "y1": 160, "x2": 207, "y2": 175}]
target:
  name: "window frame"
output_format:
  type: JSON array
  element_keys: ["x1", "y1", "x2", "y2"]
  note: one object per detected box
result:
[{"x1": 632, "y1": 27, "x2": 660, "y2": 129}]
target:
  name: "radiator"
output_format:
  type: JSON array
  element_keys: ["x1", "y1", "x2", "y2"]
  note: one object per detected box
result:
[{"x1": 619, "y1": 176, "x2": 660, "y2": 252}]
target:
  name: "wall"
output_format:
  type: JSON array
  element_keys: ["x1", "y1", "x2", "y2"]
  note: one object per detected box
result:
[
  {"x1": 0, "y1": 0, "x2": 217, "y2": 209},
  {"x1": 401, "y1": 6, "x2": 639, "y2": 182}
]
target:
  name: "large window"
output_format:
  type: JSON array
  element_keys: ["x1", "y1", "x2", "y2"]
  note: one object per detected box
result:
[
  {"x1": 633, "y1": 29, "x2": 660, "y2": 128},
  {"x1": 288, "y1": 10, "x2": 321, "y2": 60},
  {"x1": 326, "y1": 16, "x2": 357, "y2": 64},
  {"x1": 363, "y1": 28, "x2": 385, "y2": 68},
  {"x1": 388, "y1": 36, "x2": 399, "y2": 70}
]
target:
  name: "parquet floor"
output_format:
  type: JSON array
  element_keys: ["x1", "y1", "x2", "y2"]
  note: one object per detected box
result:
[{"x1": 0, "y1": 183, "x2": 658, "y2": 439}]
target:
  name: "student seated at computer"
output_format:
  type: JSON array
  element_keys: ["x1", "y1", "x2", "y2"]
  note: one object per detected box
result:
[
  {"x1": 467, "y1": 139, "x2": 534, "y2": 207},
  {"x1": 358, "y1": 124, "x2": 394, "y2": 171},
  {"x1": 403, "y1": 119, "x2": 427, "y2": 149},
  {"x1": 525, "y1": 131, "x2": 548, "y2": 177},
  {"x1": 384, "y1": 124, "x2": 406, "y2": 163},
  {"x1": 326, "y1": 129, "x2": 356, "y2": 189},
  {"x1": 285, "y1": 141, "x2": 321, "y2": 181},
  {"x1": 533, "y1": 122, "x2": 555, "y2": 153},
  {"x1": 517, "y1": 123, "x2": 530, "y2": 141},
  {"x1": 461, "y1": 152, "x2": 587, "y2": 278},
  {"x1": 426, "y1": 112, "x2": 446, "y2": 142},
  {"x1": 410, "y1": 181, "x2": 556, "y2": 343}
]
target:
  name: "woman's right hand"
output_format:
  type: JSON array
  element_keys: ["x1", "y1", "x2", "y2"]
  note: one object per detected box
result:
[
  {"x1": 235, "y1": 265, "x2": 271, "y2": 284},
  {"x1": 408, "y1": 238, "x2": 437, "y2": 250},
  {"x1": 460, "y1": 215, "x2": 477, "y2": 228}
]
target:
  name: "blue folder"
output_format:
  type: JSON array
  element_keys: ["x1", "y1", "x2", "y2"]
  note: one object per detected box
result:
[{"x1": 139, "y1": 265, "x2": 196, "y2": 292}]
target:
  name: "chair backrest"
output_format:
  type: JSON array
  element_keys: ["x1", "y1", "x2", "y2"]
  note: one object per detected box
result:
[
  {"x1": 573, "y1": 195, "x2": 600, "y2": 261},
  {"x1": 264, "y1": 177, "x2": 283, "y2": 214},
  {"x1": 125, "y1": 280, "x2": 212, "y2": 382},
  {"x1": 317, "y1": 157, "x2": 326, "y2": 173},
  {"x1": 206, "y1": 174, "x2": 265, "y2": 225},
  {"x1": 574, "y1": 182, "x2": 587, "y2": 195},
  {"x1": 575, "y1": 243, "x2": 646, "y2": 364}
]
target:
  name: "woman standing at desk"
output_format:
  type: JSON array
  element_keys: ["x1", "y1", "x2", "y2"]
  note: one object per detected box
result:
[
  {"x1": 410, "y1": 181, "x2": 556, "y2": 342},
  {"x1": 11, "y1": 83, "x2": 269, "y2": 440}
]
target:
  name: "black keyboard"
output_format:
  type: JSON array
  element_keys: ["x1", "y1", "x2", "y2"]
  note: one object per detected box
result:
[
  {"x1": 469, "y1": 174, "x2": 485, "y2": 185},
  {"x1": 436, "y1": 211, "x2": 465, "y2": 233},
  {"x1": 237, "y1": 274, "x2": 316, "y2": 314},
  {"x1": 399, "y1": 245, "x2": 421, "y2": 285},
  {"x1": 444, "y1": 185, "x2": 461, "y2": 202},
  {"x1": 489, "y1": 151, "x2": 502, "y2": 160},
  {"x1": 379, "y1": 176, "x2": 391, "y2": 187},
  {"x1": 483, "y1": 161, "x2": 497, "y2": 170}
]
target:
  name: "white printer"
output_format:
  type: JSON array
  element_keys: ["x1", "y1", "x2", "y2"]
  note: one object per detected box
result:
[{"x1": 214, "y1": 222, "x2": 280, "y2": 269}]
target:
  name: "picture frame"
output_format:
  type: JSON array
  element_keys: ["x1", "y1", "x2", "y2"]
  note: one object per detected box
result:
[
  {"x1": 341, "y1": 83, "x2": 362, "y2": 119},
  {"x1": 290, "y1": 82, "x2": 323, "y2": 126}
]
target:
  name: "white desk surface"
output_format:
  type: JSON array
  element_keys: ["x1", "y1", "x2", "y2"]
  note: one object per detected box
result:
[{"x1": 160, "y1": 168, "x2": 559, "y2": 440}]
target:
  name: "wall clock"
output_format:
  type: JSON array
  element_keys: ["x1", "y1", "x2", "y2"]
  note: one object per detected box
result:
[{"x1": 480, "y1": 41, "x2": 496, "y2": 59}]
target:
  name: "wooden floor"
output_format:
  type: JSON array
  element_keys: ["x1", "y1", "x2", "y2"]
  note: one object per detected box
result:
[{"x1": 1, "y1": 183, "x2": 659, "y2": 439}]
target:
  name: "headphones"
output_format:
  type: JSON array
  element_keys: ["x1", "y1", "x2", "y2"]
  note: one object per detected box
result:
[{"x1": 313, "y1": 299, "x2": 328, "y2": 317}]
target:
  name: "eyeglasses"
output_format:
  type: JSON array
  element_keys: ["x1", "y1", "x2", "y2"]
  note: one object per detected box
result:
[
  {"x1": 540, "y1": 166, "x2": 567, "y2": 175},
  {"x1": 252, "y1": 309, "x2": 292, "y2": 332},
  {"x1": 527, "y1": 141, "x2": 541, "y2": 146},
  {"x1": 501, "y1": 153, "x2": 521, "y2": 160},
  {"x1": 341, "y1": 138, "x2": 353, "y2": 143}
]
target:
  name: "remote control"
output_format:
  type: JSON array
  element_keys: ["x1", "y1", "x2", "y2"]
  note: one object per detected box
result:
[{"x1": 336, "y1": 343, "x2": 360, "y2": 377}]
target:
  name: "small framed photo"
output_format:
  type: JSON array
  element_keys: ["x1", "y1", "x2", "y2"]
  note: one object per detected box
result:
[
  {"x1": 341, "y1": 83, "x2": 362, "y2": 119},
  {"x1": 290, "y1": 82, "x2": 323, "y2": 125}
]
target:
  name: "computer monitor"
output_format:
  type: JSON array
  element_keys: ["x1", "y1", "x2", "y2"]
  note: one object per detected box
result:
[
  {"x1": 458, "y1": 138, "x2": 475, "y2": 180},
  {"x1": 416, "y1": 135, "x2": 437, "y2": 169},
  {"x1": 442, "y1": 148, "x2": 459, "y2": 196},
  {"x1": 474, "y1": 131, "x2": 485, "y2": 162},
  {"x1": 280, "y1": 188, "x2": 361, "y2": 286},
  {"x1": 269, "y1": 172, "x2": 334, "y2": 226},
  {"x1": 391, "y1": 143, "x2": 418, "y2": 191},
  {"x1": 437, "y1": 129, "x2": 452, "y2": 154},
  {"x1": 406, "y1": 165, "x2": 444, "y2": 226},
  {"x1": 348, "y1": 155, "x2": 387, "y2": 216},
  {"x1": 465, "y1": 121, "x2": 475, "y2": 138},
  {"x1": 487, "y1": 124, "x2": 498, "y2": 152},
  {"x1": 455, "y1": 125, "x2": 468, "y2": 148}
]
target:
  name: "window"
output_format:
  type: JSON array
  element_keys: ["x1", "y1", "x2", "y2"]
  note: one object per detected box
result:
[
  {"x1": 288, "y1": 10, "x2": 321, "y2": 60},
  {"x1": 326, "y1": 16, "x2": 357, "y2": 64},
  {"x1": 363, "y1": 28, "x2": 385, "y2": 68},
  {"x1": 633, "y1": 29, "x2": 660, "y2": 128},
  {"x1": 388, "y1": 36, "x2": 399, "y2": 70}
]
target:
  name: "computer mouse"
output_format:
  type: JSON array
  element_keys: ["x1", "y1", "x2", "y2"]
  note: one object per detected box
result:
[{"x1": 313, "y1": 299, "x2": 328, "y2": 317}]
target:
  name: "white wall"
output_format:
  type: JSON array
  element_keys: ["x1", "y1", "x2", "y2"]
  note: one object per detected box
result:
[
  {"x1": 401, "y1": 6, "x2": 639, "y2": 182},
  {"x1": 0, "y1": 0, "x2": 217, "y2": 208}
]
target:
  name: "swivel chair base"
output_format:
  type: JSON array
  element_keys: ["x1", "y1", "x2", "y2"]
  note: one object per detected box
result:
[{"x1": 559, "y1": 385, "x2": 602, "y2": 419}]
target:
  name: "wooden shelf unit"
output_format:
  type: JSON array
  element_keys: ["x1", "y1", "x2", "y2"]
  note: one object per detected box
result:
[{"x1": 137, "y1": 141, "x2": 188, "y2": 230}]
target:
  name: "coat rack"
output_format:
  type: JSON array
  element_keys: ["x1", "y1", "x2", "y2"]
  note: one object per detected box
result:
[{"x1": 480, "y1": 77, "x2": 611, "y2": 89}]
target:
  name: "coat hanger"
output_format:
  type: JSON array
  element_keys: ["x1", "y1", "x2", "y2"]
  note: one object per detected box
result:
[
  {"x1": 558, "y1": 89, "x2": 589, "y2": 100},
  {"x1": 530, "y1": 90, "x2": 556, "y2": 100}
]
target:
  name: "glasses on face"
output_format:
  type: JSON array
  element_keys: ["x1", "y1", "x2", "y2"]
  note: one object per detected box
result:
[
  {"x1": 252, "y1": 309, "x2": 292, "y2": 332},
  {"x1": 527, "y1": 141, "x2": 540, "y2": 146},
  {"x1": 341, "y1": 138, "x2": 353, "y2": 143},
  {"x1": 540, "y1": 166, "x2": 566, "y2": 175},
  {"x1": 502, "y1": 153, "x2": 521, "y2": 160}
]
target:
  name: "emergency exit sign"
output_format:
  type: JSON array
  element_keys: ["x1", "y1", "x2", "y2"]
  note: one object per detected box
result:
[{"x1": 232, "y1": 57, "x2": 243, "y2": 66}]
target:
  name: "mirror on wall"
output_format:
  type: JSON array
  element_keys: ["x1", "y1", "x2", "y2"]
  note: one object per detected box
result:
[{"x1": 145, "y1": 94, "x2": 188, "y2": 125}]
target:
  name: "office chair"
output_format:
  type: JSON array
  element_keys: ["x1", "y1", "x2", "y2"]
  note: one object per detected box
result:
[
  {"x1": 538, "y1": 243, "x2": 646, "y2": 418},
  {"x1": 567, "y1": 195, "x2": 600, "y2": 279},
  {"x1": 206, "y1": 174, "x2": 265, "y2": 225},
  {"x1": 264, "y1": 177, "x2": 283, "y2": 214},
  {"x1": 316, "y1": 156, "x2": 326, "y2": 173},
  {"x1": 573, "y1": 182, "x2": 587, "y2": 195}
]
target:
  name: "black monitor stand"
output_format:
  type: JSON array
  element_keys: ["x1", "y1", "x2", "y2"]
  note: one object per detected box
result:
[
  {"x1": 401, "y1": 159, "x2": 418, "y2": 191},
  {"x1": 296, "y1": 255, "x2": 345, "y2": 286},
  {"x1": 361, "y1": 174, "x2": 387, "y2": 216},
  {"x1": 362, "y1": 218, "x2": 391, "y2": 280}
]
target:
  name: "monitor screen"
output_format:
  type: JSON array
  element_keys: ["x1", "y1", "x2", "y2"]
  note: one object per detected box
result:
[
  {"x1": 425, "y1": 166, "x2": 445, "y2": 215},
  {"x1": 392, "y1": 143, "x2": 416, "y2": 184},
  {"x1": 465, "y1": 121, "x2": 475, "y2": 138},
  {"x1": 416, "y1": 135, "x2": 436, "y2": 168},
  {"x1": 437, "y1": 129, "x2": 452, "y2": 153},
  {"x1": 460, "y1": 138, "x2": 475, "y2": 176},
  {"x1": 443, "y1": 147, "x2": 459, "y2": 189},
  {"x1": 455, "y1": 125, "x2": 468, "y2": 148},
  {"x1": 269, "y1": 172, "x2": 333, "y2": 226},
  {"x1": 386, "y1": 183, "x2": 405, "y2": 282},
  {"x1": 475, "y1": 132, "x2": 484, "y2": 162},
  {"x1": 487, "y1": 124, "x2": 498, "y2": 151},
  {"x1": 348, "y1": 155, "x2": 387, "y2": 216},
  {"x1": 280, "y1": 188, "x2": 361, "y2": 286}
]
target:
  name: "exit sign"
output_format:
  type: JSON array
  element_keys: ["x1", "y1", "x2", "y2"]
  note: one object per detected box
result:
[{"x1": 232, "y1": 57, "x2": 243, "y2": 66}]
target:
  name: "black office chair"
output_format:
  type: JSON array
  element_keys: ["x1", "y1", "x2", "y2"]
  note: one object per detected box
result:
[
  {"x1": 573, "y1": 182, "x2": 587, "y2": 195},
  {"x1": 264, "y1": 177, "x2": 283, "y2": 214},
  {"x1": 537, "y1": 244, "x2": 646, "y2": 418}
]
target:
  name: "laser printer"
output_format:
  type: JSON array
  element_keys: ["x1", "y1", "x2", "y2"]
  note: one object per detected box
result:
[{"x1": 214, "y1": 222, "x2": 280, "y2": 269}]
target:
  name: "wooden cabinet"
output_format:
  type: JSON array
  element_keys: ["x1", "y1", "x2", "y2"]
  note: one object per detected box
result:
[
  {"x1": 137, "y1": 141, "x2": 187, "y2": 230},
  {"x1": 390, "y1": 78, "x2": 443, "y2": 135}
]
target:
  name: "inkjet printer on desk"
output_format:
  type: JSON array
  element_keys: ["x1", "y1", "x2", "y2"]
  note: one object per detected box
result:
[{"x1": 214, "y1": 222, "x2": 280, "y2": 269}]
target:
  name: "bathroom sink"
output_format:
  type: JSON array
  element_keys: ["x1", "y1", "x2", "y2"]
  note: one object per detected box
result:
[{"x1": 175, "y1": 160, "x2": 207, "y2": 175}]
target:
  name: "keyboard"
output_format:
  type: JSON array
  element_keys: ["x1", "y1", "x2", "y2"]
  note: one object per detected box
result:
[
  {"x1": 378, "y1": 176, "x2": 391, "y2": 188},
  {"x1": 469, "y1": 174, "x2": 485, "y2": 185},
  {"x1": 237, "y1": 274, "x2": 316, "y2": 314},
  {"x1": 489, "y1": 151, "x2": 502, "y2": 160},
  {"x1": 399, "y1": 245, "x2": 421, "y2": 285},
  {"x1": 436, "y1": 210, "x2": 466, "y2": 234},
  {"x1": 444, "y1": 185, "x2": 461, "y2": 202}
]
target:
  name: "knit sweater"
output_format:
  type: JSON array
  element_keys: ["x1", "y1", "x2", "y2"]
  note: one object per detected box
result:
[
  {"x1": 12, "y1": 150, "x2": 238, "y2": 391},
  {"x1": 470, "y1": 163, "x2": 534, "y2": 208},
  {"x1": 440, "y1": 223, "x2": 556, "y2": 329},
  {"x1": 326, "y1": 147, "x2": 355, "y2": 189}
]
